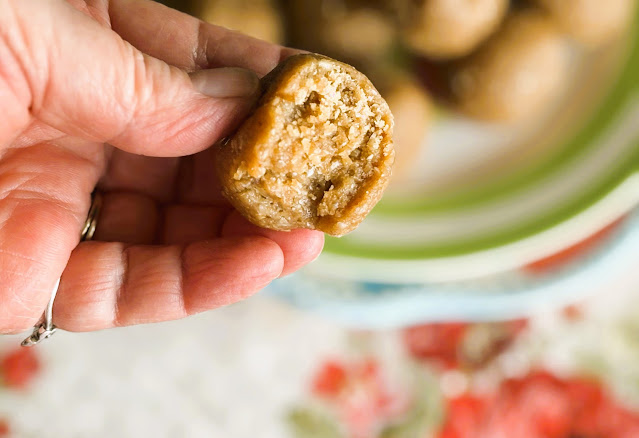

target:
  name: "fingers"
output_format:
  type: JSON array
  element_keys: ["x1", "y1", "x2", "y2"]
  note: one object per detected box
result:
[
  {"x1": 0, "y1": 43, "x2": 29, "y2": 147},
  {"x1": 2, "y1": 0, "x2": 258, "y2": 156},
  {"x1": 52, "y1": 237, "x2": 284, "y2": 332},
  {"x1": 176, "y1": 148, "x2": 228, "y2": 205},
  {"x1": 94, "y1": 192, "x2": 159, "y2": 244},
  {"x1": 161, "y1": 205, "x2": 230, "y2": 245},
  {"x1": 0, "y1": 141, "x2": 100, "y2": 333},
  {"x1": 93, "y1": 191, "x2": 324, "y2": 277},
  {"x1": 222, "y1": 211, "x2": 325, "y2": 277},
  {"x1": 108, "y1": 0, "x2": 299, "y2": 76},
  {"x1": 190, "y1": 67, "x2": 260, "y2": 97},
  {"x1": 94, "y1": 193, "x2": 229, "y2": 245},
  {"x1": 0, "y1": 197, "x2": 79, "y2": 333},
  {"x1": 99, "y1": 150, "x2": 180, "y2": 203}
]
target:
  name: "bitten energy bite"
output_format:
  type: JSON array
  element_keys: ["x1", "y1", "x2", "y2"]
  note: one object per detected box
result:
[{"x1": 216, "y1": 54, "x2": 395, "y2": 237}]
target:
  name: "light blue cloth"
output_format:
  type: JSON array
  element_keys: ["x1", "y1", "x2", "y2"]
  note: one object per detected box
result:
[{"x1": 268, "y1": 212, "x2": 639, "y2": 328}]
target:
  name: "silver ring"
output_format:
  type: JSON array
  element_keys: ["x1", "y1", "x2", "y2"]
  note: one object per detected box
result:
[{"x1": 21, "y1": 191, "x2": 103, "y2": 347}]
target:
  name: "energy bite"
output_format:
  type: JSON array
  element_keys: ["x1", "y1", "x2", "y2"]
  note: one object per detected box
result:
[
  {"x1": 449, "y1": 10, "x2": 569, "y2": 121},
  {"x1": 216, "y1": 54, "x2": 395, "y2": 237},
  {"x1": 532, "y1": 0, "x2": 636, "y2": 48},
  {"x1": 375, "y1": 71, "x2": 432, "y2": 184},
  {"x1": 400, "y1": 0, "x2": 508, "y2": 59}
]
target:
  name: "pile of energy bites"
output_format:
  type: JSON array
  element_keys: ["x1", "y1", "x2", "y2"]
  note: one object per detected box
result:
[{"x1": 189, "y1": 0, "x2": 635, "y2": 177}]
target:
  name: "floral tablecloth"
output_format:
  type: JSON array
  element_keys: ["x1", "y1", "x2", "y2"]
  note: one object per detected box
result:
[{"x1": 1, "y1": 243, "x2": 639, "y2": 438}]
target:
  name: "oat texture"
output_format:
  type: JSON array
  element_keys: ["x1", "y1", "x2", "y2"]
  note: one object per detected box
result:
[{"x1": 216, "y1": 54, "x2": 395, "y2": 236}]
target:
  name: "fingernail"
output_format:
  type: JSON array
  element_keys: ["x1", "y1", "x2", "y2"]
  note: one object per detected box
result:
[{"x1": 190, "y1": 67, "x2": 260, "y2": 98}]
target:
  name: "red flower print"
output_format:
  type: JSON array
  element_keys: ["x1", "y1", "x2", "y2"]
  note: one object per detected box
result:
[
  {"x1": 487, "y1": 372, "x2": 573, "y2": 438},
  {"x1": 403, "y1": 323, "x2": 468, "y2": 369},
  {"x1": 561, "y1": 304, "x2": 585, "y2": 321},
  {"x1": 436, "y1": 371, "x2": 639, "y2": 438},
  {"x1": 403, "y1": 320, "x2": 527, "y2": 370},
  {"x1": 312, "y1": 361, "x2": 348, "y2": 398},
  {"x1": 0, "y1": 347, "x2": 41, "y2": 390},
  {"x1": 437, "y1": 395, "x2": 489, "y2": 438},
  {"x1": 0, "y1": 419, "x2": 8, "y2": 437},
  {"x1": 310, "y1": 359, "x2": 408, "y2": 438},
  {"x1": 566, "y1": 377, "x2": 639, "y2": 438}
]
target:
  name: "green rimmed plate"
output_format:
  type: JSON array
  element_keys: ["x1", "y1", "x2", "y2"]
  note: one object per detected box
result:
[{"x1": 309, "y1": 13, "x2": 639, "y2": 283}]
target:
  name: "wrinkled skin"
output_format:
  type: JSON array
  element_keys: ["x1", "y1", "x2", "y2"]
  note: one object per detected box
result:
[{"x1": 0, "y1": 0, "x2": 324, "y2": 334}]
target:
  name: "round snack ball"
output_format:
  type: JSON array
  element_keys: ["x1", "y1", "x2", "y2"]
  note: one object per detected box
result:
[
  {"x1": 216, "y1": 54, "x2": 395, "y2": 237},
  {"x1": 532, "y1": 0, "x2": 636, "y2": 48},
  {"x1": 378, "y1": 75, "x2": 432, "y2": 182},
  {"x1": 319, "y1": 8, "x2": 396, "y2": 64},
  {"x1": 199, "y1": 0, "x2": 283, "y2": 44},
  {"x1": 401, "y1": 0, "x2": 508, "y2": 60},
  {"x1": 283, "y1": 2, "x2": 395, "y2": 68},
  {"x1": 449, "y1": 10, "x2": 569, "y2": 122}
]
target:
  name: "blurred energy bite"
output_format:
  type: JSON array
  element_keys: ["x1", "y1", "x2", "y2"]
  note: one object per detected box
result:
[
  {"x1": 449, "y1": 10, "x2": 570, "y2": 122},
  {"x1": 399, "y1": 0, "x2": 509, "y2": 60},
  {"x1": 532, "y1": 0, "x2": 637, "y2": 48},
  {"x1": 199, "y1": 0, "x2": 284, "y2": 44}
]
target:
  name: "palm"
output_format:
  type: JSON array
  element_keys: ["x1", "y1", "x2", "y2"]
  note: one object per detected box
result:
[{"x1": 0, "y1": 0, "x2": 323, "y2": 334}]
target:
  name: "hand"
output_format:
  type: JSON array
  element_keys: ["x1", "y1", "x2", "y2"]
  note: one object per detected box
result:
[{"x1": 0, "y1": 0, "x2": 324, "y2": 334}]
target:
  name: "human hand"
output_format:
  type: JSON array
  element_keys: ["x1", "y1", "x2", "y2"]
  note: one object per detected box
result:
[{"x1": 0, "y1": 0, "x2": 324, "y2": 334}]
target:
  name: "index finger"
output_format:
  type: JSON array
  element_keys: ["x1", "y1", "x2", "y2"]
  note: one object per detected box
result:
[{"x1": 108, "y1": 0, "x2": 300, "y2": 76}]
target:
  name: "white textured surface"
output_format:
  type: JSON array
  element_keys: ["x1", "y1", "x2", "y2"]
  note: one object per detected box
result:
[
  {"x1": 0, "y1": 299, "x2": 347, "y2": 438},
  {"x1": 1, "y1": 262, "x2": 638, "y2": 437}
]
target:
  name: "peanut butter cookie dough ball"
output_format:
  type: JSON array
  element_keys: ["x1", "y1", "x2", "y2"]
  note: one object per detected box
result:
[
  {"x1": 400, "y1": 0, "x2": 509, "y2": 59},
  {"x1": 532, "y1": 0, "x2": 636, "y2": 48},
  {"x1": 282, "y1": 1, "x2": 395, "y2": 67},
  {"x1": 450, "y1": 10, "x2": 569, "y2": 122},
  {"x1": 378, "y1": 74, "x2": 432, "y2": 181},
  {"x1": 320, "y1": 8, "x2": 396, "y2": 64},
  {"x1": 199, "y1": 0, "x2": 283, "y2": 44},
  {"x1": 216, "y1": 54, "x2": 395, "y2": 237}
]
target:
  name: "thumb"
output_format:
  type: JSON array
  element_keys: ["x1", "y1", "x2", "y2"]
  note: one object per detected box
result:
[{"x1": 2, "y1": 0, "x2": 259, "y2": 156}]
